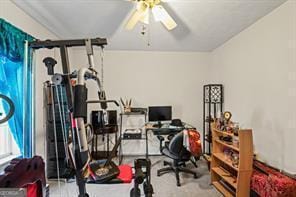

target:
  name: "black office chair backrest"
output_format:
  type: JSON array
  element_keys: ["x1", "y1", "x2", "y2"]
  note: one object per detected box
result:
[{"x1": 168, "y1": 132, "x2": 191, "y2": 159}]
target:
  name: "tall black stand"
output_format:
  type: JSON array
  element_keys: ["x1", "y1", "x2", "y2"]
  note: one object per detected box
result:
[{"x1": 203, "y1": 84, "x2": 223, "y2": 157}]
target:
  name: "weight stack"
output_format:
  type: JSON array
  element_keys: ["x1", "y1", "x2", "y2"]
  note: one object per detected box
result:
[{"x1": 44, "y1": 82, "x2": 74, "y2": 179}]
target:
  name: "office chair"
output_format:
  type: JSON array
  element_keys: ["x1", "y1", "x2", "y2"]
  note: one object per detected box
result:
[{"x1": 157, "y1": 132, "x2": 198, "y2": 186}]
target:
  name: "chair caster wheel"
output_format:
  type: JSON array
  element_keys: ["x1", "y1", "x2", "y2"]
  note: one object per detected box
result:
[
  {"x1": 157, "y1": 172, "x2": 160, "y2": 177},
  {"x1": 194, "y1": 174, "x2": 198, "y2": 179},
  {"x1": 177, "y1": 182, "x2": 181, "y2": 187}
]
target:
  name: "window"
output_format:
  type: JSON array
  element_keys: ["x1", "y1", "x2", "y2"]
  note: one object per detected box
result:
[
  {"x1": 0, "y1": 102, "x2": 20, "y2": 163},
  {"x1": 0, "y1": 19, "x2": 35, "y2": 160},
  {"x1": 0, "y1": 123, "x2": 20, "y2": 160}
]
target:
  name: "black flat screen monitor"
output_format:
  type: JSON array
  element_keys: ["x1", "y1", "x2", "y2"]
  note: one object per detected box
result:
[{"x1": 148, "y1": 106, "x2": 172, "y2": 122}]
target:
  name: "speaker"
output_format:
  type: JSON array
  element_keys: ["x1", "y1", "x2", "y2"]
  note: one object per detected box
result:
[
  {"x1": 91, "y1": 111, "x2": 104, "y2": 129},
  {"x1": 107, "y1": 110, "x2": 117, "y2": 125}
]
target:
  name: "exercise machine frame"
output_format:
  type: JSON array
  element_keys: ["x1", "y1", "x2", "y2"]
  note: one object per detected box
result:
[{"x1": 29, "y1": 38, "x2": 111, "y2": 197}]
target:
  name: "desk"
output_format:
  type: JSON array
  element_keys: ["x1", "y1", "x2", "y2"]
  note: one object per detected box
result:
[
  {"x1": 146, "y1": 122, "x2": 195, "y2": 136},
  {"x1": 145, "y1": 122, "x2": 196, "y2": 155},
  {"x1": 119, "y1": 120, "x2": 195, "y2": 162}
]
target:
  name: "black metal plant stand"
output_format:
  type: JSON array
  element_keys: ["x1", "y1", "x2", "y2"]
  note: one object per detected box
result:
[{"x1": 203, "y1": 84, "x2": 223, "y2": 158}]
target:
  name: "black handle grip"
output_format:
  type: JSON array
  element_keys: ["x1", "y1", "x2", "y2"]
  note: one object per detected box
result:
[
  {"x1": 73, "y1": 85, "x2": 87, "y2": 119},
  {"x1": 43, "y1": 57, "x2": 57, "y2": 75}
]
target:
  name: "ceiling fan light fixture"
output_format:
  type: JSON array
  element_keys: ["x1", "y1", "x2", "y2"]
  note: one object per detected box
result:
[
  {"x1": 136, "y1": 1, "x2": 147, "y2": 11},
  {"x1": 125, "y1": 0, "x2": 177, "y2": 31}
]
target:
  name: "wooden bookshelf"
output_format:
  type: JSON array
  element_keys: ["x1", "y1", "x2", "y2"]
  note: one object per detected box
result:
[
  {"x1": 211, "y1": 123, "x2": 253, "y2": 197},
  {"x1": 212, "y1": 153, "x2": 239, "y2": 171},
  {"x1": 212, "y1": 181, "x2": 234, "y2": 197},
  {"x1": 212, "y1": 167, "x2": 237, "y2": 188},
  {"x1": 215, "y1": 139, "x2": 240, "y2": 152}
]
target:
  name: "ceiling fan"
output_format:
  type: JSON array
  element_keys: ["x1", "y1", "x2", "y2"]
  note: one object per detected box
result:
[{"x1": 125, "y1": 0, "x2": 177, "y2": 31}]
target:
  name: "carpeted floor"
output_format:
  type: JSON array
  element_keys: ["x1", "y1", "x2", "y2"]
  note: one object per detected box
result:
[{"x1": 49, "y1": 156, "x2": 221, "y2": 197}]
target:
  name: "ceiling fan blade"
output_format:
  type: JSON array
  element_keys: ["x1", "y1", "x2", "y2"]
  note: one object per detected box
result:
[
  {"x1": 125, "y1": 10, "x2": 143, "y2": 30},
  {"x1": 151, "y1": 5, "x2": 162, "y2": 22},
  {"x1": 152, "y1": 5, "x2": 177, "y2": 30},
  {"x1": 125, "y1": 2, "x2": 148, "y2": 30},
  {"x1": 140, "y1": 8, "x2": 149, "y2": 24}
]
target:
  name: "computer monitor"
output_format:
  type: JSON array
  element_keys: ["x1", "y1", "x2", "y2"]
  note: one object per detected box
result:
[{"x1": 148, "y1": 106, "x2": 172, "y2": 124}]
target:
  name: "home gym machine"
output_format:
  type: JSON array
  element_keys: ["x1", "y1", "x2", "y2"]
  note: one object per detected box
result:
[{"x1": 29, "y1": 38, "x2": 119, "y2": 197}]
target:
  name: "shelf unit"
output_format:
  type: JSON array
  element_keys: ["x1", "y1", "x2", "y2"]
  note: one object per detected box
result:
[
  {"x1": 203, "y1": 84, "x2": 223, "y2": 163},
  {"x1": 211, "y1": 125, "x2": 253, "y2": 197},
  {"x1": 118, "y1": 112, "x2": 147, "y2": 164}
]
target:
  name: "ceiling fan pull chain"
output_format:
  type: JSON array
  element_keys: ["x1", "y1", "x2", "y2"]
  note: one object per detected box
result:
[
  {"x1": 100, "y1": 46, "x2": 104, "y2": 90},
  {"x1": 147, "y1": 24, "x2": 151, "y2": 46},
  {"x1": 141, "y1": 25, "x2": 151, "y2": 47}
]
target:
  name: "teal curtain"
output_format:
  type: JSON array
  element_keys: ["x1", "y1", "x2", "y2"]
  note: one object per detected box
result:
[{"x1": 0, "y1": 18, "x2": 34, "y2": 157}]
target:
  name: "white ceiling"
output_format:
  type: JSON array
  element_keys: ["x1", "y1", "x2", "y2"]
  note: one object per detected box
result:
[{"x1": 12, "y1": 0, "x2": 287, "y2": 51}]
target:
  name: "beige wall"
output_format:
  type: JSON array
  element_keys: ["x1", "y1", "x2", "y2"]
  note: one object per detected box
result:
[
  {"x1": 69, "y1": 50, "x2": 211, "y2": 155},
  {"x1": 71, "y1": 49, "x2": 211, "y2": 131},
  {"x1": 210, "y1": 0, "x2": 296, "y2": 173}
]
